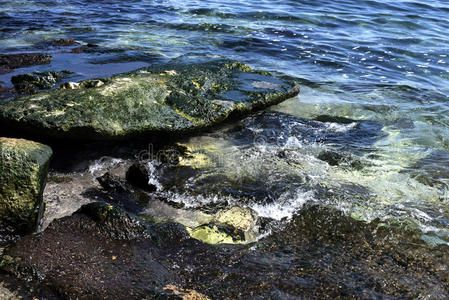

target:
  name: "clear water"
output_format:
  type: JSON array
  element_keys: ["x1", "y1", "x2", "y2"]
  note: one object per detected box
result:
[{"x1": 2, "y1": 0, "x2": 449, "y2": 244}]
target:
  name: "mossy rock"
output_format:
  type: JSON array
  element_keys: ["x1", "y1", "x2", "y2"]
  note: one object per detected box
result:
[
  {"x1": 0, "y1": 138, "x2": 52, "y2": 234},
  {"x1": 0, "y1": 60, "x2": 299, "y2": 140}
]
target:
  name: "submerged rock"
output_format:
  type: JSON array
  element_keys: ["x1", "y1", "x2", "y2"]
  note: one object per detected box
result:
[
  {"x1": 0, "y1": 60, "x2": 299, "y2": 140},
  {"x1": 70, "y1": 44, "x2": 123, "y2": 54},
  {"x1": 405, "y1": 150, "x2": 449, "y2": 187},
  {"x1": 47, "y1": 38, "x2": 79, "y2": 47},
  {"x1": 0, "y1": 53, "x2": 52, "y2": 70},
  {"x1": 0, "y1": 138, "x2": 52, "y2": 234}
]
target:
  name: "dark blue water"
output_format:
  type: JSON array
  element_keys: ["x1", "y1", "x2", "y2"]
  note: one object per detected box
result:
[{"x1": 2, "y1": 0, "x2": 449, "y2": 245}]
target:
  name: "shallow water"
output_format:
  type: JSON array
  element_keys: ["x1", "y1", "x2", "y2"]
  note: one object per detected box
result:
[{"x1": 2, "y1": 0, "x2": 449, "y2": 247}]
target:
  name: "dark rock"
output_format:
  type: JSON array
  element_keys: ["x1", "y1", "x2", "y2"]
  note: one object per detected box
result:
[
  {"x1": 47, "y1": 38, "x2": 79, "y2": 47},
  {"x1": 314, "y1": 114, "x2": 356, "y2": 124},
  {"x1": 317, "y1": 150, "x2": 343, "y2": 166},
  {"x1": 1, "y1": 210, "x2": 179, "y2": 299},
  {"x1": 78, "y1": 202, "x2": 145, "y2": 240},
  {"x1": 2, "y1": 202, "x2": 448, "y2": 299},
  {"x1": 148, "y1": 222, "x2": 191, "y2": 247},
  {"x1": 71, "y1": 44, "x2": 122, "y2": 54},
  {"x1": 0, "y1": 138, "x2": 52, "y2": 234},
  {"x1": 317, "y1": 150, "x2": 363, "y2": 169},
  {"x1": 87, "y1": 173, "x2": 144, "y2": 214},
  {"x1": 97, "y1": 172, "x2": 127, "y2": 193},
  {"x1": 126, "y1": 163, "x2": 157, "y2": 192},
  {"x1": 0, "y1": 53, "x2": 52, "y2": 69},
  {"x1": 0, "y1": 60, "x2": 299, "y2": 140}
]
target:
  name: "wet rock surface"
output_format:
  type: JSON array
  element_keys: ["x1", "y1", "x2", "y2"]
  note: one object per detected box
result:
[
  {"x1": 1, "y1": 202, "x2": 448, "y2": 299},
  {"x1": 0, "y1": 134, "x2": 447, "y2": 298},
  {"x1": 0, "y1": 60, "x2": 299, "y2": 140},
  {"x1": 0, "y1": 39, "x2": 447, "y2": 298}
]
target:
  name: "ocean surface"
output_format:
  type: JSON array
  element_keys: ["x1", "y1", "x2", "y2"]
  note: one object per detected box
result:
[{"x1": 1, "y1": 0, "x2": 449, "y2": 247}]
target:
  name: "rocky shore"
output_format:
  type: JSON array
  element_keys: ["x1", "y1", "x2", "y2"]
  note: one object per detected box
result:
[
  {"x1": 1, "y1": 40, "x2": 448, "y2": 299},
  {"x1": 0, "y1": 42, "x2": 301, "y2": 298}
]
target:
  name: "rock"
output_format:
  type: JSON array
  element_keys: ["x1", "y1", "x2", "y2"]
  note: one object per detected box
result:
[
  {"x1": 0, "y1": 283, "x2": 17, "y2": 299},
  {"x1": 0, "y1": 68, "x2": 13, "y2": 75},
  {"x1": 142, "y1": 199, "x2": 259, "y2": 244},
  {"x1": 0, "y1": 138, "x2": 52, "y2": 234},
  {"x1": 47, "y1": 38, "x2": 79, "y2": 47},
  {"x1": 126, "y1": 163, "x2": 157, "y2": 192},
  {"x1": 93, "y1": 172, "x2": 147, "y2": 214},
  {"x1": 97, "y1": 172, "x2": 128, "y2": 193},
  {"x1": 214, "y1": 205, "x2": 257, "y2": 233},
  {"x1": 314, "y1": 115, "x2": 356, "y2": 124},
  {"x1": 78, "y1": 202, "x2": 146, "y2": 240},
  {"x1": 59, "y1": 81, "x2": 80, "y2": 89},
  {"x1": 71, "y1": 44, "x2": 124, "y2": 54},
  {"x1": 317, "y1": 150, "x2": 363, "y2": 169},
  {"x1": 148, "y1": 222, "x2": 191, "y2": 246},
  {"x1": 185, "y1": 206, "x2": 257, "y2": 244},
  {"x1": 405, "y1": 150, "x2": 449, "y2": 187},
  {"x1": 187, "y1": 224, "x2": 245, "y2": 244},
  {"x1": 0, "y1": 53, "x2": 52, "y2": 69},
  {"x1": 1, "y1": 208, "x2": 181, "y2": 299},
  {"x1": 11, "y1": 70, "x2": 71, "y2": 95},
  {"x1": 162, "y1": 285, "x2": 210, "y2": 299},
  {"x1": 0, "y1": 60, "x2": 299, "y2": 140},
  {"x1": 0, "y1": 86, "x2": 15, "y2": 101},
  {"x1": 3, "y1": 200, "x2": 447, "y2": 298}
]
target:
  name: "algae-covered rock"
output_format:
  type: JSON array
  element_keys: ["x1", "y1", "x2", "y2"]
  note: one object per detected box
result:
[
  {"x1": 0, "y1": 60, "x2": 299, "y2": 140},
  {"x1": 187, "y1": 224, "x2": 242, "y2": 244},
  {"x1": 0, "y1": 138, "x2": 52, "y2": 234},
  {"x1": 162, "y1": 285, "x2": 210, "y2": 300},
  {"x1": 11, "y1": 70, "x2": 72, "y2": 95},
  {"x1": 186, "y1": 206, "x2": 257, "y2": 245}
]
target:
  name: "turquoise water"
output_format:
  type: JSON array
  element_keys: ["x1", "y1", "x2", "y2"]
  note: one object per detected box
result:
[{"x1": 2, "y1": 0, "x2": 449, "y2": 244}]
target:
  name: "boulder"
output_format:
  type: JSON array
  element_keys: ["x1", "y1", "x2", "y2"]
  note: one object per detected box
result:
[
  {"x1": 0, "y1": 60, "x2": 299, "y2": 140},
  {"x1": 0, "y1": 138, "x2": 52, "y2": 234}
]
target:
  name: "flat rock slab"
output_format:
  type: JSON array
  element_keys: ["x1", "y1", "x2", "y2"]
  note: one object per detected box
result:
[{"x1": 0, "y1": 60, "x2": 299, "y2": 140}]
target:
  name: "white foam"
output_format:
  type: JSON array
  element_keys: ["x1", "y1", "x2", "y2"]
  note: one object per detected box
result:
[
  {"x1": 324, "y1": 121, "x2": 357, "y2": 133},
  {"x1": 88, "y1": 157, "x2": 126, "y2": 175},
  {"x1": 147, "y1": 160, "x2": 163, "y2": 191},
  {"x1": 251, "y1": 190, "x2": 315, "y2": 221}
]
